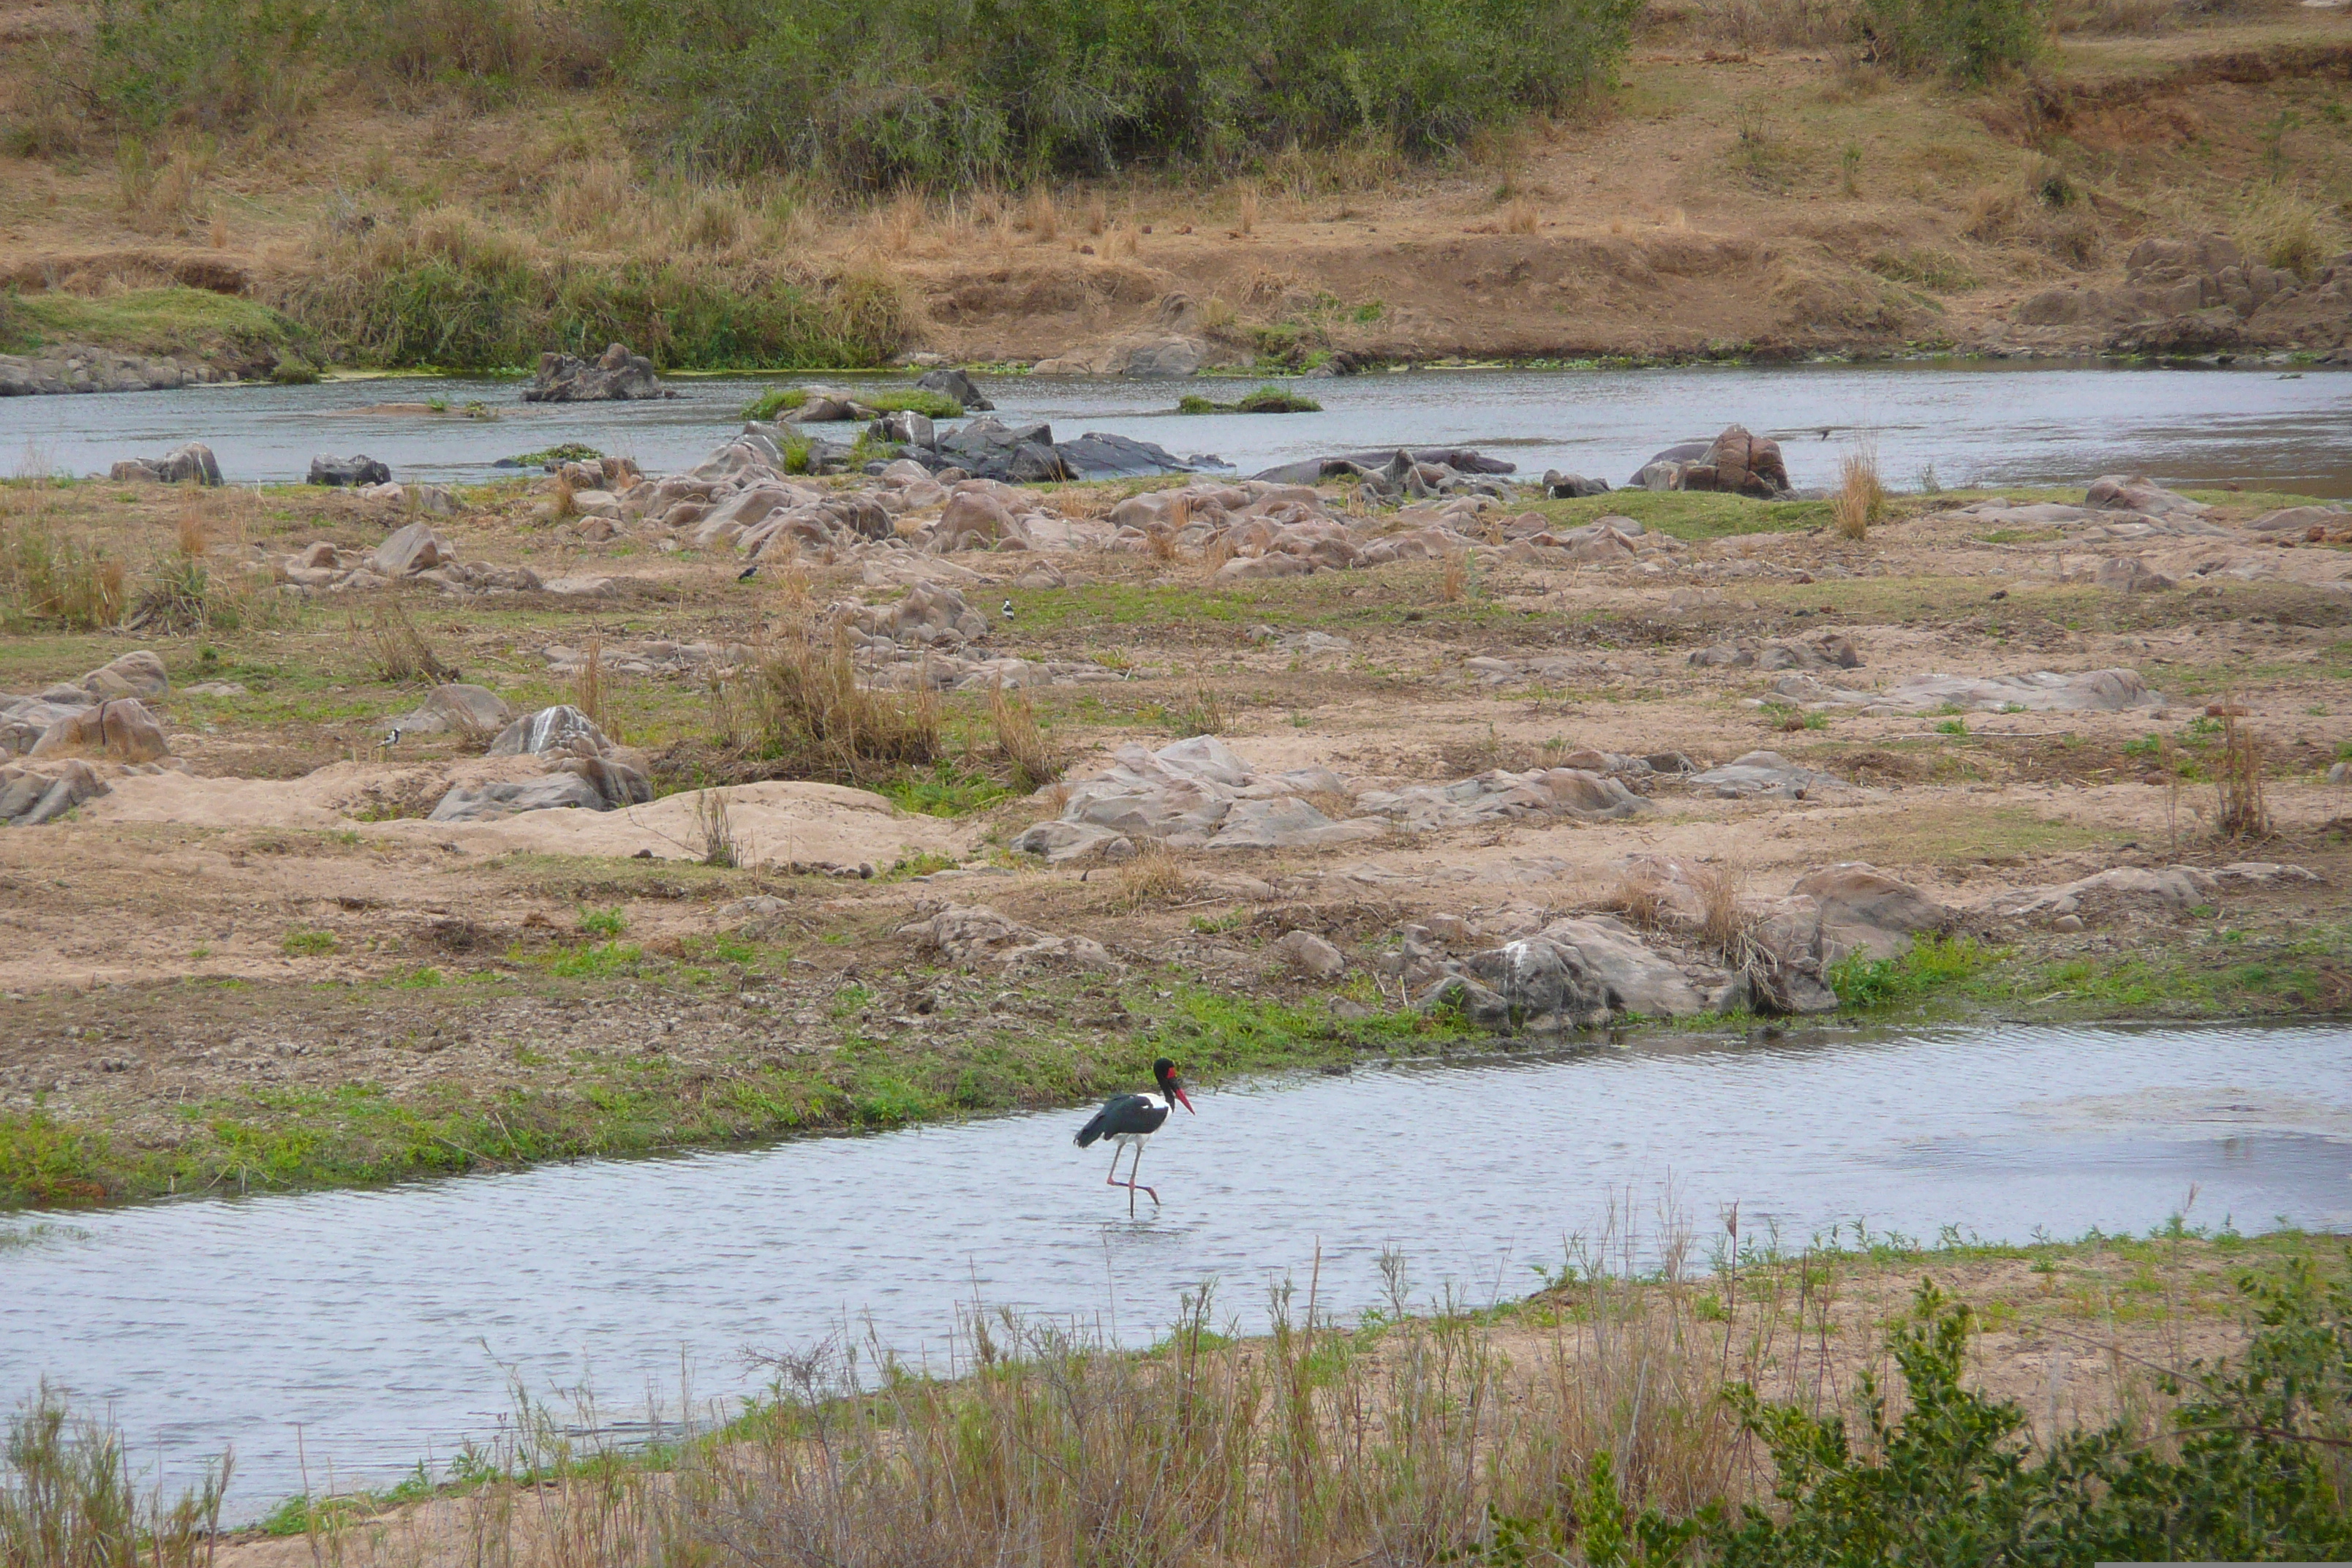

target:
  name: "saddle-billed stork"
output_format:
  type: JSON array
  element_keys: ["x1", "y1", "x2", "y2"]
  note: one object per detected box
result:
[{"x1": 1074, "y1": 1057, "x2": 1194, "y2": 1215}]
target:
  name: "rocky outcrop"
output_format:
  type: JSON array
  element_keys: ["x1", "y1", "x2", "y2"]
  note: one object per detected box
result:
[
  {"x1": 308, "y1": 454, "x2": 392, "y2": 487},
  {"x1": 522, "y1": 342, "x2": 671, "y2": 402},
  {"x1": 391, "y1": 684, "x2": 512, "y2": 738},
  {"x1": 1690, "y1": 630, "x2": 1861, "y2": 670},
  {"x1": 108, "y1": 442, "x2": 222, "y2": 486},
  {"x1": 1630, "y1": 426, "x2": 1790, "y2": 497},
  {"x1": 898, "y1": 904, "x2": 1116, "y2": 971},
  {"x1": 0, "y1": 344, "x2": 232, "y2": 396},
  {"x1": 487, "y1": 704, "x2": 612, "y2": 758},
  {"x1": 2013, "y1": 233, "x2": 2352, "y2": 353},
  {"x1": 914, "y1": 367, "x2": 993, "y2": 410},
  {"x1": 27, "y1": 698, "x2": 170, "y2": 763},
  {"x1": 0, "y1": 760, "x2": 110, "y2": 824},
  {"x1": 1770, "y1": 668, "x2": 2163, "y2": 716},
  {"x1": 1017, "y1": 736, "x2": 1381, "y2": 857}
]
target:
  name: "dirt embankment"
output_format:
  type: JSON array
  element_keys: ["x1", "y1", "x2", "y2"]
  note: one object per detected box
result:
[{"x1": 4, "y1": 9, "x2": 2351, "y2": 371}]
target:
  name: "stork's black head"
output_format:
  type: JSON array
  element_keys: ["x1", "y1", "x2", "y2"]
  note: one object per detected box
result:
[{"x1": 1153, "y1": 1056, "x2": 1194, "y2": 1114}]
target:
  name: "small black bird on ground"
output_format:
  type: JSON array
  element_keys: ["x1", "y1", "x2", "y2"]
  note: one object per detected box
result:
[
  {"x1": 1001, "y1": 598, "x2": 1016, "y2": 622},
  {"x1": 1074, "y1": 1057, "x2": 1194, "y2": 1215},
  {"x1": 737, "y1": 565, "x2": 758, "y2": 581}
]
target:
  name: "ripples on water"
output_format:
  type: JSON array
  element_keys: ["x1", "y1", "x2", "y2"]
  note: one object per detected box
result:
[
  {"x1": 7, "y1": 362, "x2": 2351, "y2": 494},
  {"x1": 4, "y1": 1022, "x2": 2348, "y2": 1516}
]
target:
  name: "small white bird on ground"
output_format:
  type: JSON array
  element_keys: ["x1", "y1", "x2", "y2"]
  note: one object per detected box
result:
[{"x1": 1001, "y1": 598, "x2": 1017, "y2": 622}]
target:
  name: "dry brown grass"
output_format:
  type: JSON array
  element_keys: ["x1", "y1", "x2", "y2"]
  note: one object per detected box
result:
[
  {"x1": 173, "y1": 509, "x2": 208, "y2": 559},
  {"x1": 1503, "y1": 197, "x2": 1539, "y2": 234},
  {"x1": 573, "y1": 634, "x2": 609, "y2": 737},
  {"x1": 1440, "y1": 551, "x2": 1469, "y2": 603},
  {"x1": 1692, "y1": 861, "x2": 1747, "y2": 953},
  {"x1": 1832, "y1": 446, "x2": 1886, "y2": 540},
  {"x1": 1114, "y1": 838, "x2": 1194, "y2": 909},
  {"x1": 2215, "y1": 709, "x2": 2270, "y2": 840},
  {"x1": 987, "y1": 681, "x2": 1063, "y2": 794},
  {"x1": 351, "y1": 598, "x2": 457, "y2": 685},
  {"x1": 755, "y1": 626, "x2": 941, "y2": 783},
  {"x1": 1022, "y1": 187, "x2": 1059, "y2": 241},
  {"x1": 1605, "y1": 872, "x2": 1669, "y2": 931},
  {"x1": 1238, "y1": 186, "x2": 1259, "y2": 236}
]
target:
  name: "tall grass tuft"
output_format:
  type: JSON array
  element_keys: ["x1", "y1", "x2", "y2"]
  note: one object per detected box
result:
[
  {"x1": 987, "y1": 681, "x2": 1061, "y2": 794},
  {"x1": 2215, "y1": 709, "x2": 2269, "y2": 840},
  {"x1": 0, "y1": 521, "x2": 128, "y2": 630},
  {"x1": 353, "y1": 597, "x2": 457, "y2": 684},
  {"x1": 0, "y1": 1387, "x2": 231, "y2": 1568},
  {"x1": 755, "y1": 626, "x2": 941, "y2": 783},
  {"x1": 1831, "y1": 445, "x2": 1886, "y2": 540}
]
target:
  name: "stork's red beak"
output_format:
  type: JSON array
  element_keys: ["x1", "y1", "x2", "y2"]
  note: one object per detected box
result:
[{"x1": 1172, "y1": 1081, "x2": 1194, "y2": 1114}]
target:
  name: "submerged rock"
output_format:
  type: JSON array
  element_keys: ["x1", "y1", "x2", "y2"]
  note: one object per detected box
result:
[{"x1": 309, "y1": 454, "x2": 393, "y2": 487}]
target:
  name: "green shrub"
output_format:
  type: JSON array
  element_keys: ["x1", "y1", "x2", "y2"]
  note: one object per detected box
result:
[
  {"x1": 1826, "y1": 933, "x2": 1989, "y2": 1010},
  {"x1": 1859, "y1": 0, "x2": 2040, "y2": 83},
  {"x1": 1180, "y1": 385, "x2": 1323, "y2": 413},
  {"x1": 1561, "y1": 1263, "x2": 2352, "y2": 1564},
  {"x1": 605, "y1": 0, "x2": 1643, "y2": 188}
]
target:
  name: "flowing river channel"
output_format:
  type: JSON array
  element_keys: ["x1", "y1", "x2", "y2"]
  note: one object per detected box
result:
[
  {"x1": 5, "y1": 1021, "x2": 2349, "y2": 1518},
  {"x1": 8, "y1": 361, "x2": 2352, "y2": 495}
]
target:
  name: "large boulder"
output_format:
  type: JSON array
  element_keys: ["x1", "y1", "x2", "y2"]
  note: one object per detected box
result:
[
  {"x1": 309, "y1": 454, "x2": 392, "y2": 488},
  {"x1": 108, "y1": 442, "x2": 221, "y2": 486},
  {"x1": 486, "y1": 705, "x2": 612, "y2": 757},
  {"x1": 1126, "y1": 338, "x2": 1206, "y2": 378},
  {"x1": 427, "y1": 773, "x2": 608, "y2": 821},
  {"x1": 521, "y1": 342, "x2": 668, "y2": 402},
  {"x1": 1787, "y1": 863, "x2": 1954, "y2": 962},
  {"x1": 1684, "y1": 426, "x2": 1791, "y2": 499},
  {"x1": 370, "y1": 521, "x2": 448, "y2": 578},
  {"x1": 0, "y1": 761, "x2": 110, "y2": 826},
  {"x1": 394, "y1": 684, "x2": 512, "y2": 737},
  {"x1": 2086, "y1": 475, "x2": 2209, "y2": 519},
  {"x1": 931, "y1": 489, "x2": 1028, "y2": 553},
  {"x1": 914, "y1": 367, "x2": 992, "y2": 411},
  {"x1": 80, "y1": 650, "x2": 169, "y2": 700},
  {"x1": 29, "y1": 698, "x2": 170, "y2": 763}
]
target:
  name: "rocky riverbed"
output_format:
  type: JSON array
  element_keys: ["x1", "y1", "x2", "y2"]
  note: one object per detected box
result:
[{"x1": 0, "y1": 377, "x2": 2347, "y2": 1204}]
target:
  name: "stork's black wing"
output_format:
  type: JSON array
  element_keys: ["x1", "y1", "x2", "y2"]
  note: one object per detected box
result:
[{"x1": 1076, "y1": 1092, "x2": 1172, "y2": 1146}]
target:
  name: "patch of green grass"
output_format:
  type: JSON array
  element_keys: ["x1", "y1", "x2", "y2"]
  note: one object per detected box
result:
[
  {"x1": 500, "y1": 442, "x2": 603, "y2": 468},
  {"x1": 879, "y1": 851, "x2": 960, "y2": 881},
  {"x1": 1828, "y1": 934, "x2": 1994, "y2": 1011},
  {"x1": 6, "y1": 287, "x2": 306, "y2": 366},
  {"x1": 743, "y1": 385, "x2": 961, "y2": 421},
  {"x1": 282, "y1": 929, "x2": 338, "y2": 957},
  {"x1": 544, "y1": 941, "x2": 643, "y2": 979},
  {"x1": 880, "y1": 766, "x2": 1010, "y2": 818},
  {"x1": 1176, "y1": 385, "x2": 1322, "y2": 414},
  {"x1": 578, "y1": 905, "x2": 627, "y2": 938},
  {"x1": 1527, "y1": 489, "x2": 1829, "y2": 541}
]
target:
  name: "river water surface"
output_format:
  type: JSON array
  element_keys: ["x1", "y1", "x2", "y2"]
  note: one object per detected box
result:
[
  {"x1": 5, "y1": 1021, "x2": 2348, "y2": 1518},
  {"x1": 8, "y1": 361, "x2": 2352, "y2": 494}
]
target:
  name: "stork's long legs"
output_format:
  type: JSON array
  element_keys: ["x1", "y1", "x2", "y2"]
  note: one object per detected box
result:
[{"x1": 1104, "y1": 1142, "x2": 1160, "y2": 1216}]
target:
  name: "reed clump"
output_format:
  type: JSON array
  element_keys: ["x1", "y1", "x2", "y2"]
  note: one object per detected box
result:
[
  {"x1": 2215, "y1": 709, "x2": 2270, "y2": 840},
  {"x1": 0, "y1": 519, "x2": 127, "y2": 630},
  {"x1": 1831, "y1": 445, "x2": 1887, "y2": 540},
  {"x1": 987, "y1": 682, "x2": 1062, "y2": 794},
  {"x1": 754, "y1": 626, "x2": 941, "y2": 783},
  {"x1": 352, "y1": 598, "x2": 458, "y2": 685}
]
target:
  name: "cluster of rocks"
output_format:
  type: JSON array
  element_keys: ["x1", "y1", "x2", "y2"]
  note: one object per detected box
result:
[
  {"x1": 896, "y1": 418, "x2": 1213, "y2": 484},
  {"x1": 1629, "y1": 426, "x2": 1793, "y2": 498},
  {"x1": 109, "y1": 442, "x2": 222, "y2": 486},
  {"x1": 1254, "y1": 448, "x2": 1519, "y2": 502},
  {"x1": 832, "y1": 582, "x2": 1128, "y2": 691},
  {"x1": 1352, "y1": 764, "x2": 1656, "y2": 832},
  {"x1": 0, "y1": 652, "x2": 181, "y2": 825},
  {"x1": 522, "y1": 343, "x2": 671, "y2": 402},
  {"x1": 1392, "y1": 860, "x2": 1957, "y2": 1029},
  {"x1": 0, "y1": 344, "x2": 232, "y2": 397},
  {"x1": 2001, "y1": 861, "x2": 2318, "y2": 921},
  {"x1": 2014, "y1": 234, "x2": 2352, "y2": 353},
  {"x1": 1767, "y1": 667, "x2": 2164, "y2": 717},
  {"x1": 272, "y1": 521, "x2": 540, "y2": 594}
]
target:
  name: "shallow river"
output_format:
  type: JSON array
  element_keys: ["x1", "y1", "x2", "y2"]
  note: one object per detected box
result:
[
  {"x1": 5, "y1": 1021, "x2": 2348, "y2": 1518},
  {"x1": 7, "y1": 361, "x2": 2352, "y2": 495}
]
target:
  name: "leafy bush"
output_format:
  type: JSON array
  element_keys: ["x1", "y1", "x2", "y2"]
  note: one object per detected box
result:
[
  {"x1": 1177, "y1": 385, "x2": 1323, "y2": 413},
  {"x1": 1860, "y1": 0, "x2": 2042, "y2": 83},
  {"x1": 605, "y1": 0, "x2": 1643, "y2": 187}
]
